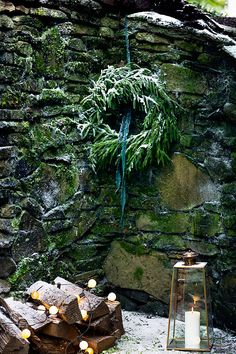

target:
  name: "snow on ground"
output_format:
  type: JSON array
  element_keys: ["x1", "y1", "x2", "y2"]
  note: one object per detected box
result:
[{"x1": 103, "y1": 311, "x2": 236, "y2": 354}]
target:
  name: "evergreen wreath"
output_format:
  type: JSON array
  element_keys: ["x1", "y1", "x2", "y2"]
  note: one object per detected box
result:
[{"x1": 80, "y1": 64, "x2": 180, "y2": 174}]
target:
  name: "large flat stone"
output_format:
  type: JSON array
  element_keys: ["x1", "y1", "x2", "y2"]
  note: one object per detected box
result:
[
  {"x1": 156, "y1": 154, "x2": 219, "y2": 210},
  {"x1": 104, "y1": 241, "x2": 172, "y2": 303},
  {"x1": 161, "y1": 63, "x2": 208, "y2": 95}
]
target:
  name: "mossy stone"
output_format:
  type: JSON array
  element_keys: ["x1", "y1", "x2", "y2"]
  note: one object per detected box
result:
[
  {"x1": 30, "y1": 7, "x2": 67, "y2": 19},
  {"x1": 175, "y1": 40, "x2": 203, "y2": 52},
  {"x1": 222, "y1": 182, "x2": 236, "y2": 195},
  {"x1": 73, "y1": 23, "x2": 98, "y2": 36},
  {"x1": 45, "y1": 227, "x2": 78, "y2": 250},
  {"x1": 0, "y1": 204, "x2": 21, "y2": 218},
  {"x1": 70, "y1": 243, "x2": 97, "y2": 261},
  {"x1": 104, "y1": 241, "x2": 172, "y2": 302},
  {"x1": 151, "y1": 234, "x2": 218, "y2": 256},
  {"x1": 100, "y1": 16, "x2": 120, "y2": 29},
  {"x1": 161, "y1": 63, "x2": 208, "y2": 94},
  {"x1": 24, "y1": 163, "x2": 79, "y2": 210},
  {"x1": 0, "y1": 257, "x2": 16, "y2": 278},
  {"x1": 223, "y1": 102, "x2": 236, "y2": 122},
  {"x1": 151, "y1": 234, "x2": 187, "y2": 251},
  {"x1": 12, "y1": 211, "x2": 46, "y2": 262},
  {"x1": 197, "y1": 53, "x2": 216, "y2": 65},
  {"x1": 34, "y1": 27, "x2": 66, "y2": 78},
  {"x1": 205, "y1": 157, "x2": 233, "y2": 182},
  {"x1": 136, "y1": 211, "x2": 191, "y2": 233},
  {"x1": 156, "y1": 154, "x2": 218, "y2": 211},
  {"x1": 223, "y1": 215, "x2": 236, "y2": 230},
  {"x1": 37, "y1": 88, "x2": 69, "y2": 105},
  {"x1": 221, "y1": 194, "x2": 236, "y2": 210},
  {"x1": 74, "y1": 211, "x2": 97, "y2": 237},
  {"x1": 99, "y1": 26, "x2": 114, "y2": 38},
  {"x1": 191, "y1": 211, "x2": 223, "y2": 237},
  {"x1": 0, "y1": 15, "x2": 14, "y2": 29},
  {"x1": 0, "y1": 90, "x2": 22, "y2": 108},
  {"x1": 67, "y1": 38, "x2": 86, "y2": 51},
  {"x1": 135, "y1": 32, "x2": 169, "y2": 44}
]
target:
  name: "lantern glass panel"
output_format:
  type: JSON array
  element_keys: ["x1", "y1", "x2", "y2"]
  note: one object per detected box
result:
[{"x1": 167, "y1": 262, "x2": 213, "y2": 352}]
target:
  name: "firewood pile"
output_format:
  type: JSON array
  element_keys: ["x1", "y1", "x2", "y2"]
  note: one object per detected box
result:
[{"x1": 0, "y1": 277, "x2": 124, "y2": 354}]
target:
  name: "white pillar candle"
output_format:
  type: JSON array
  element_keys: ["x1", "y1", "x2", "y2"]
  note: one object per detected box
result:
[
  {"x1": 185, "y1": 308, "x2": 200, "y2": 349},
  {"x1": 228, "y1": 0, "x2": 236, "y2": 17}
]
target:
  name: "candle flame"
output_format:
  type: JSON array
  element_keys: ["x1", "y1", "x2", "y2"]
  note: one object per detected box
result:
[
  {"x1": 191, "y1": 307, "x2": 194, "y2": 312},
  {"x1": 192, "y1": 294, "x2": 200, "y2": 304}
]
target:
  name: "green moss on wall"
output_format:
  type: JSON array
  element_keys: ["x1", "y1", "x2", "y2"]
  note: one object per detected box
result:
[
  {"x1": 133, "y1": 266, "x2": 144, "y2": 282},
  {"x1": 34, "y1": 27, "x2": 66, "y2": 78}
]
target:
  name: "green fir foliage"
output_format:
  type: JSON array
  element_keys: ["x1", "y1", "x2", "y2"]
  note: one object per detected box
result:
[
  {"x1": 79, "y1": 65, "x2": 180, "y2": 174},
  {"x1": 188, "y1": 0, "x2": 225, "y2": 13}
]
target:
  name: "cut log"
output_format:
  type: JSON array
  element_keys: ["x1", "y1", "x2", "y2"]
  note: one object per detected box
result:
[
  {"x1": 0, "y1": 308, "x2": 29, "y2": 354},
  {"x1": 41, "y1": 318, "x2": 80, "y2": 342},
  {"x1": 26, "y1": 281, "x2": 81, "y2": 324},
  {"x1": 106, "y1": 300, "x2": 125, "y2": 338},
  {"x1": 83, "y1": 335, "x2": 117, "y2": 354},
  {"x1": 78, "y1": 313, "x2": 111, "y2": 335},
  {"x1": 54, "y1": 277, "x2": 109, "y2": 320},
  {"x1": 5, "y1": 298, "x2": 51, "y2": 331},
  {"x1": 30, "y1": 333, "x2": 77, "y2": 354}
]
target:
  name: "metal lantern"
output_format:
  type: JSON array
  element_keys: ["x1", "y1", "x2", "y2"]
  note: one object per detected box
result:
[{"x1": 167, "y1": 251, "x2": 213, "y2": 352}]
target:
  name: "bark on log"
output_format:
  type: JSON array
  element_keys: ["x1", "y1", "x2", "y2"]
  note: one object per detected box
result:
[
  {"x1": 83, "y1": 335, "x2": 117, "y2": 354},
  {"x1": 26, "y1": 281, "x2": 81, "y2": 324},
  {"x1": 5, "y1": 298, "x2": 50, "y2": 331},
  {"x1": 0, "y1": 308, "x2": 29, "y2": 354},
  {"x1": 54, "y1": 277, "x2": 109, "y2": 320},
  {"x1": 106, "y1": 300, "x2": 125, "y2": 338}
]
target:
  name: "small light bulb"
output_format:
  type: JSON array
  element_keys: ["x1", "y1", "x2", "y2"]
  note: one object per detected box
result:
[
  {"x1": 31, "y1": 291, "x2": 40, "y2": 300},
  {"x1": 85, "y1": 348, "x2": 94, "y2": 354},
  {"x1": 107, "y1": 292, "x2": 116, "y2": 301},
  {"x1": 77, "y1": 294, "x2": 81, "y2": 304},
  {"x1": 37, "y1": 305, "x2": 46, "y2": 312},
  {"x1": 88, "y1": 279, "x2": 97, "y2": 289},
  {"x1": 21, "y1": 329, "x2": 31, "y2": 339},
  {"x1": 79, "y1": 340, "x2": 88, "y2": 350},
  {"x1": 49, "y1": 306, "x2": 59, "y2": 315},
  {"x1": 81, "y1": 309, "x2": 89, "y2": 321}
]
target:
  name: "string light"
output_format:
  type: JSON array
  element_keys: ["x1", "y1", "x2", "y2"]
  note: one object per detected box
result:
[
  {"x1": 107, "y1": 292, "x2": 116, "y2": 301},
  {"x1": 81, "y1": 309, "x2": 89, "y2": 321},
  {"x1": 85, "y1": 348, "x2": 94, "y2": 354},
  {"x1": 20, "y1": 329, "x2": 31, "y2": 340},
  {"x1": 31, "y1": 291, "x2": 40, "y2": 300},
  {"x1": 79, "y1": 340, "x2": 89, "y2": 350},
  {"x1": 49, "y1": 306, "x2": 59, "y2": 315},
  {"x1": 87, "y1": 279, "x2": 97, "y2": 289}
]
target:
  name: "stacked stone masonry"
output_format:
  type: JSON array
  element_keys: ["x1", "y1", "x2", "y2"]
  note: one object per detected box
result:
[{"x1": 0, "y1": 0, "x2": 236, "y2": 330}]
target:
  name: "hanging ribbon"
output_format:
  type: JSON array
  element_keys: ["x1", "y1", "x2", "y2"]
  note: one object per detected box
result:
[{"x1": 116, "y1": 16, "x2": 132, "y2": 229}]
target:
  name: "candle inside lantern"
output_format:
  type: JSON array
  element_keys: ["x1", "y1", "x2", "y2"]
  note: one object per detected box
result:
[{"x1": 185, "y1": 307, "x2": 200, "y2": 349}]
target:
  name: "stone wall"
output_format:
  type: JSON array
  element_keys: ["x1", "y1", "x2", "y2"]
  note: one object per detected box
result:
[{"x1": 0, "y1": 0, "x2": 236, "y2": 330}]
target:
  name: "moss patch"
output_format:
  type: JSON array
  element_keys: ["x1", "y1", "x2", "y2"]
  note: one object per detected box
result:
[
  {"x1": 161, "y1": 63, "x2": 208, "y2": 95},
  {"x1": 34, "y1": 27, "x2": 66, "y2": 78},
  {"x1": 136, "y1": 211, "x2": 191, "y2": 233}
]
